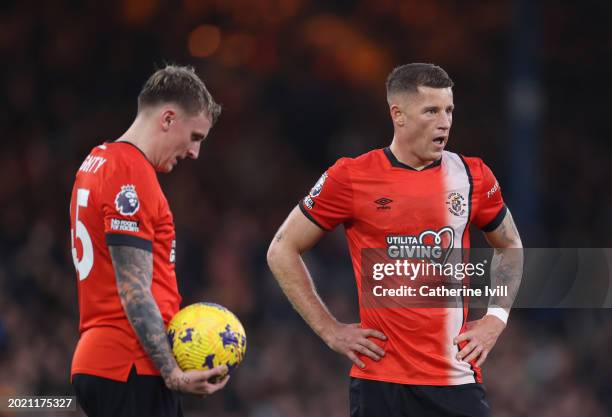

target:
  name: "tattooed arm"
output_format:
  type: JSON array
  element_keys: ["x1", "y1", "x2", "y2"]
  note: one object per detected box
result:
[
  {"x1": 109, "y1": 245, "x2": 229, "y2": 395},
  {"x1": 454, "y1": 209, "x2": 523, "y2": 366},
  {"x1": 483, "y1": 209, "x2": 524, "y2": 312}
]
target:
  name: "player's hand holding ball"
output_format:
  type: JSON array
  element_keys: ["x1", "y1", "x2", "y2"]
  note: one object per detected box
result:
[
  {"x1": 166, "y1": 303, "x2": 247, "y2": 394},
  {"x1": 165, "y1": 365, "x2": 229, "y2": 396}
]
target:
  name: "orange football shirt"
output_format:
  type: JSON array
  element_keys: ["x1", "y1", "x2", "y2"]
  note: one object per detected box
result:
[
  {"x1": 69, "y1": 142, "x2": 181, "y2": 382},
  {"x1": 300, "y1": 148, "x2": 506, "y2": 385}
]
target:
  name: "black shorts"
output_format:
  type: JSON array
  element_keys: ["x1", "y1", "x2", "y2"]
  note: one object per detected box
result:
[
  {"x1": 349, "y1": 377, "x2": 490, "y2": 417},
  {"x1": 72, "y1": 367, "x2": 183, "y2": 417}
]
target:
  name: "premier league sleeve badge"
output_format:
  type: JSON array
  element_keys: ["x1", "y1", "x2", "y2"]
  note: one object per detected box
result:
[{"x1": 115, "y1": 184, "x2": 140, "y2": 216}]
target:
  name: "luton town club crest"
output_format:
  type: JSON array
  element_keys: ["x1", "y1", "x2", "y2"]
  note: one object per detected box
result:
[{"x1": 446, "y1": 192, "x2": 466, "y2": 217}]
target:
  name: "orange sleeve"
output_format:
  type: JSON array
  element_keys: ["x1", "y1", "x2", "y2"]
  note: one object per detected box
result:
[
  {"x1": 299, "y1": 158, "x2": 353, "y2": 231},
  {"x1": 100, "y1": 160, "x2": 158, "y2": 251},
  {"x1": 473, "y1": 159, "x2": 507, "y2": 232}
]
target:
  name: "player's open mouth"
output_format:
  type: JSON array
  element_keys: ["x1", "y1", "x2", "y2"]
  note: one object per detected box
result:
[{"x1": 433, "y1": 137, "x2": 445, "y2": 145}]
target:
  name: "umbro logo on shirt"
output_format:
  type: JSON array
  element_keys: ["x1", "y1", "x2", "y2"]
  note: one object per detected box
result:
[{"x1": 375, "y1": 197, "x2": 393, "y2": 210}]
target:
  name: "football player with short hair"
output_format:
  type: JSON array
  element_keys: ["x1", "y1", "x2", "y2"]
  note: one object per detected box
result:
[
  {"x1": 267, "y1": 63, "x2": 523, "y2": 417},
  {"x1": 70, "y1": 65, "x2": 228, "y2": 417}
]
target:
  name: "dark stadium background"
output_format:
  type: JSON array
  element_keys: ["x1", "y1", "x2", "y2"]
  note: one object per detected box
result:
[{"x1": 1, "y1": 1, "x2": 611, "y2": 416}]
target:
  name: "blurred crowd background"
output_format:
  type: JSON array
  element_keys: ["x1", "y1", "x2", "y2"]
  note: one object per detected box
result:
[{"x1": 1, "y1": 0, "x2": 611, "y2": 416}]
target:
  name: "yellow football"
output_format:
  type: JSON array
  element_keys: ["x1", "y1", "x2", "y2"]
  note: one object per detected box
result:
[{"x1": 167, "y1": 303, "x2": 246, "y2": 376}]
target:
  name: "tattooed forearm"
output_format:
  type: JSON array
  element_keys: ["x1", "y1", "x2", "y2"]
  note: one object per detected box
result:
[
  {"x1": 489, "y1": 248, "x2": 523, "y2": 308},
  {"x1": 109, "y1": 245, "x2": 178, "y2": 381},
  {"x1": 485, "y1": 210, "x2": 523, "y2": 309},
  {"x1": 165, "y1": 373, "x2": 191, "y2": 392}
]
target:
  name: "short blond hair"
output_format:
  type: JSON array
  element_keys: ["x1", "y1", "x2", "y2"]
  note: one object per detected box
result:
[{"x1": 138, "y1": 65, "x2": 221, "y2": 125}]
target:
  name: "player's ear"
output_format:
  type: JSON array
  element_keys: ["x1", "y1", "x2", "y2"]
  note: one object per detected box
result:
[
  {"x1": 389, "y1": 103, "x2": 405, "y2": 127},
  {"x1": 160, "y1": 108, "x2": 177, "y2": 132}
]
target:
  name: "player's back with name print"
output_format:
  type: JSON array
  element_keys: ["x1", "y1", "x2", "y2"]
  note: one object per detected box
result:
[{"x1": 77, "y1": 144, "x2": 108, "y2": 175}]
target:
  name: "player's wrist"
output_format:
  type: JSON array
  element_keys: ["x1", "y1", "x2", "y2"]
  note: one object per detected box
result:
[
  {"x1": 486, "y1": 306, "x2": 509, "y2": 325},
  {"x1": 163, "y1": 367, "x2": 184, "y2": 391},
  {"x1": 319, "y1": 319, "x2": 341, "y2": 345}
]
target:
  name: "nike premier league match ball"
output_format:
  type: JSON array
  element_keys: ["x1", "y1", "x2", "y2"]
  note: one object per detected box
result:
[{"x1": 167, "y1": 303, "x2": 247, "y2": 377}]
